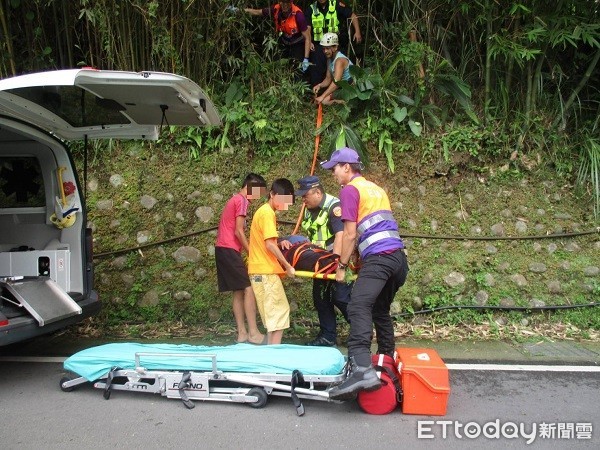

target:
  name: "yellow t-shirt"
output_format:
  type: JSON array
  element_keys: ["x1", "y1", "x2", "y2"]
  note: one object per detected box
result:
[{"x1": 248, "y1": 202, "x2": 284, "y2": 275}]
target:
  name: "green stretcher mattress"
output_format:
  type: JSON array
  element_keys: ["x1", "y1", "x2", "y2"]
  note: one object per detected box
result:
[{"x1": 64, "y1": 343, "x2": 346, "y2": 381}]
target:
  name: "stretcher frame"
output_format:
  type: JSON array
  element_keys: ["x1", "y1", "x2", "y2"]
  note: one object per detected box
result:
[{"x1": 60, "y1": 350, "x2": 346, "y2": 415}]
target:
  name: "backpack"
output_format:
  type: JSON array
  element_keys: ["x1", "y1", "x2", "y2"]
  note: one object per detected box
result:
[{"x1": 357, "y1": 354, "x2": 403, "y2": 415}]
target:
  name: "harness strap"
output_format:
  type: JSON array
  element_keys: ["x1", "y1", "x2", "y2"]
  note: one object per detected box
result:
[
  {"x1": 373, "y1": 364, "x2": 403, "y2": 404},
  {"x1": 358, "y1": 230, "x2": 401, "y2": 254},
  {"x1": 103, "y1": 366, "x2": 119, "y2": 400},
  {"x1": 290, "y1": 370, "x2": 306, "y2": 416},
  {"x1": 178, "y1": 372, "x2": 196, "y2": 409}
]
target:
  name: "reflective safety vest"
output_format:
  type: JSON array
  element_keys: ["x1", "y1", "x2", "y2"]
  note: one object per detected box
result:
[
  {"x1": 310, "y1": 0, "x2": 339, "y2": 41},
  {"x1": 301, "y1": 193, "x2": 338, "y2": 250},
  {"x1": 274, "y1": 3, "x2": 302, "y2": 37},
  {"x1": 347, "y1": 176, "x2": 403, "y2": 256}
]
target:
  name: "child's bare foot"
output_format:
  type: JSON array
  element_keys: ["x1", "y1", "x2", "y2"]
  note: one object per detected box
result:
[{"x1": 248, "y1": 332, "x2": 266, "y2": 345}]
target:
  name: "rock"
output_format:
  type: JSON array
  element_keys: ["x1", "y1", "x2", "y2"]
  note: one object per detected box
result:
[
  {"x1": 166, "y1": 193, "x2": 174, "y2": 202},
  {"x1": 559, "y1": 261, "x2": 571, "y2": 270},
  {"x1": 174, "y1": 291, "x2": 192, "y2": 301},
  {"x1": 407, "y1": 218, "x2": 417, "y2": 229},
  {"x1": 121, "y1": 274, "x2": 135, "y2": 287},
  {"x1": 536, "y1": 209, "x2": 545, "y2": 216},
  {"x1": 465, "y1": 193, "x2": 474, "y2": 201},
  {"x1": 547, "y1": 243, "x2": 557, "y2": 254},
  {"x1": 554, "y1": 213, "x2": 572, "y2": 220},
  {"x1": 534, "y1": 224, "x2": 546, "y2": 233},
  {"x1": 87, "y1": 178, "x2": 98, "y2": 192},
  {"x1": 444, "y1": 271, "x2": 465, "y2": 287},
  {"x1": 136, "y1": 230, "x2": 150, "y2": 244},
  {"x1": 212, "y1": 193, "x2": 224, "y2": 201},
  {"x1": 470, "y1": 225, "x2": 482, "y2": 235},
  {"x1": 195, "y1": 206, "x2": 214, "y2": 222},
  {"x1": 500, "y1": 209, "x2": 513, "y2": 218},
  {"x1": 412, "y1": 297, "x2": 423, "y2": 311},
  {"x1": 547, "y1": 280, "x2": 562, "y2": 294},
  {"x1": 430, "y1": 219, "x2": 438, "y2": 232},
  {"x1": 529, "y1": 298, "x2": 546, "y2": 308},
  {"x1": 515, "y1": 220, "x2": 528, "y2": 234},
  {"x1": 475, "y1": 290, "x2": 488, "y2": 306},
  {"x1": 521, "y1": 318, "x2": 529, "y2": 326},
  {"x1": 532, "y1": 242, "x2": 542, "y2": 252},
  {"x1": 187, "y1": 191, "x2": 202, "y2": 201},
  {"x1": 289, "y1": 300, "x2": 298, "y2": 313},
  {"x1": 483, "y1": 273, "x2": 495, "y2": 286},
  {"x1": 195, "y1": 268, "x2": 207, "y2": 278},
  {"x1": 491, "y1": 223, "x2": 505, "y2": 236},
  {"x1": 207, "y1": 245, "x2": 215, "y2": 256},
  {"x1": 172, "y1": 246, "x2": 201, "y2": 263},
  {"x1": 140, "y1": 195, "x2": 158, "y2": 209},
  {"x1": 494, "y1": 317, "x2": 507, "y2": 326},
  {"x1": 96, "y1": 199, "x2": 114, "y2": 210},
  {"x1": 499, "y1": 297, "x2": 515, "y2": 307},
  {"x1": 161, "y1": 271, "x2": 173, "y2": 280},
  {"x1": 390, "y1": 301, "x2": 402, "y2": 315},
  {"x1": 202, "y1": 174, "x2": 222, "y2": 184},
  {"x1": 421, "y1": 273, "x2": 434, "y2": 285},
  {"x1": 528, "y1": 263, "x2": 547, "y2": 273},
  {"x1": 111, "y1": 256, "x2": 127, "y2": 269},
  {"x1": 564, "y1": 242, "x2": 580, "y2": 252},
  {"x1": 399, "y1": 187, "x2": 410, "y2": 194},
  {"x1": 109, "y1": 174, "x2": 125, "y2": 187},
  {"x1": 583, "y1": 266, "x2": 600, "y2": 277},
  {"x1": 109, "y1": 219, "x2": 120, "y2": 229},
  {"x1": 176, "y1": 212, "x2": 185, "y2": 221},
  {"x1": 498, "y1": 262, "x2": 510, "y2": 273},
  {"x1": 417, "y1": 185, "x2": 426, "y2": 197},
  {"x1": 510, "y1": 274, "x2": 528, "y2": 287},
  {"x1": 122, "y1": 201, "x2": 131, "y2": 209},
  {"x1": 485, "y1": 244, "x2": 497, "y2": 254},
  {"x1": 139, "y1": 290, "x2": 160, "y2": 307}
]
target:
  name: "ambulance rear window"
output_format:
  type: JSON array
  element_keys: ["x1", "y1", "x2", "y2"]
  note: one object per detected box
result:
[{"x1": 0, "y1": 156, "x2": 45, "y2": 208}]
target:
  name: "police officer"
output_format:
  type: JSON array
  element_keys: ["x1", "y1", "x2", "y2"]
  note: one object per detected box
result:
[
  {"x1": 295, "y1": 175, "x2": 351, "y2": 347},
  {"x1": 305, "y1": 0, "x2": 362, "y2": 87},
  {"x1": 320, "y1": 147, "x2": 409, "y2": 400}
]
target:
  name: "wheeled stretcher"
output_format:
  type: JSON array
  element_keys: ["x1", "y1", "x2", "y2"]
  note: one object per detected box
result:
[{"x1": 60, "y1": 343, "x2": 347, "y2": 415}]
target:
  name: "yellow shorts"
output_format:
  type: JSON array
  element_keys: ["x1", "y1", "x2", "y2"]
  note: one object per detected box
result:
[{"x1": 250, "y1": 274, "x2": 290, "y2": 332}]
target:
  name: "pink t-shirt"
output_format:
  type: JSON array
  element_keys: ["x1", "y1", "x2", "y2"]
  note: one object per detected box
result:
[{"x1": 216, "y1": 193, "x2": 249, "y2": 252}]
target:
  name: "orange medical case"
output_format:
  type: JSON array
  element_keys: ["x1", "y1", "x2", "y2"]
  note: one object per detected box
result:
[{"x1": 395, "y1": 347, "x2": 450, "y2": 415}]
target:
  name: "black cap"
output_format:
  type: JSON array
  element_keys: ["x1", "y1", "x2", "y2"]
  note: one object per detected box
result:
[{"x1": 295, "y1": 175, "x2": 321, "y2": 196}]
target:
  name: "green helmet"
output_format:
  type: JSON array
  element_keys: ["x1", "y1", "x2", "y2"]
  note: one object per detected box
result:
[{"x1": 320, "y1": 32, "x2": 339, "y2": 47}]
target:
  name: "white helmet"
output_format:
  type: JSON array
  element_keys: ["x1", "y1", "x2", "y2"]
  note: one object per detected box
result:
[{"x1": 320, "y1": 32, "x2": 339, "y2": 47}]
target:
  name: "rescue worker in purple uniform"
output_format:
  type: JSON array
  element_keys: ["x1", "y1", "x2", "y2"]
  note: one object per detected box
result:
[{"x1": 321, "y1": 147, "x2": 409, "y2": 400}]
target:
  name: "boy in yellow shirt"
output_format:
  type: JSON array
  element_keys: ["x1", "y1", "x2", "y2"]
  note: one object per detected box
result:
[{"x1": 248, "y1": 178, "x2": 296, "y2": 344}]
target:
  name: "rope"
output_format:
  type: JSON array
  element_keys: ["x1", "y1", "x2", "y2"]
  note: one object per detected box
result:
[{"x1": 292, "y1": 104, "x2": 323, "y2": 235}]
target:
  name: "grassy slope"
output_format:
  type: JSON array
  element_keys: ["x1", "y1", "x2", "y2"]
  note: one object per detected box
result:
[{"x1": 71, "y1": 136, "x2": 600, "y2": 343}]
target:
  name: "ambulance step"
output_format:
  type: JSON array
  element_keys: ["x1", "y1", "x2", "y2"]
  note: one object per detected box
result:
[{"x1": 0, "y1": 277, "x2": 81, "y2": 326}]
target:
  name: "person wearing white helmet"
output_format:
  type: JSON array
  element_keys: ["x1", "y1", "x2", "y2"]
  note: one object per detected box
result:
[
  {"x1": 305, "y1": 0, "x2": 362, "y2": 87},
  {"x1": 312, "y1": 32, "x2": 353, "y2": 105}
]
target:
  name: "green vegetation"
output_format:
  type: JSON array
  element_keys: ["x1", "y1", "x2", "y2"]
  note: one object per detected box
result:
[{"x1": 1, "y1": 1, "x2": 598, "y2": 341}]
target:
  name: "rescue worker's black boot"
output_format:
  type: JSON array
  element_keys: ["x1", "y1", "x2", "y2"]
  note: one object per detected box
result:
[{"x1": 328, "y1": 357, "x2": 381, "y2": 400}]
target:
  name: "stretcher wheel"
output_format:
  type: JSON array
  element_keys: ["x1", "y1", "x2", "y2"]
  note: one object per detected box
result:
[
  {"x1": 247, "y1": 387, "x2": 268, "y2": 408},
  {"x1": 59, "y1": 376, "x2": 75, "y2": 392}
]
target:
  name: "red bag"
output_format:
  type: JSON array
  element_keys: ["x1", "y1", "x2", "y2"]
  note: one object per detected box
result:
[{"x1": 357, "y1": 354, "x2": 403, "y2": 415}]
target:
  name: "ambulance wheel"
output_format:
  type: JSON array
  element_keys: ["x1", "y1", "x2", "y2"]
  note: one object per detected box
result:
[
  {"x1": 60, "y1": 376, "x2": 75, "y2": 392},
  {"x1": 247, "y1": 387, "x2": 268, "y2": 408}
]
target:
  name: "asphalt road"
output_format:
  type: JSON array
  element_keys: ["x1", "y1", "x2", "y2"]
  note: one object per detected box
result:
[{"x1": 1, "y1": 347, "x2": 598, "y2": 449}]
